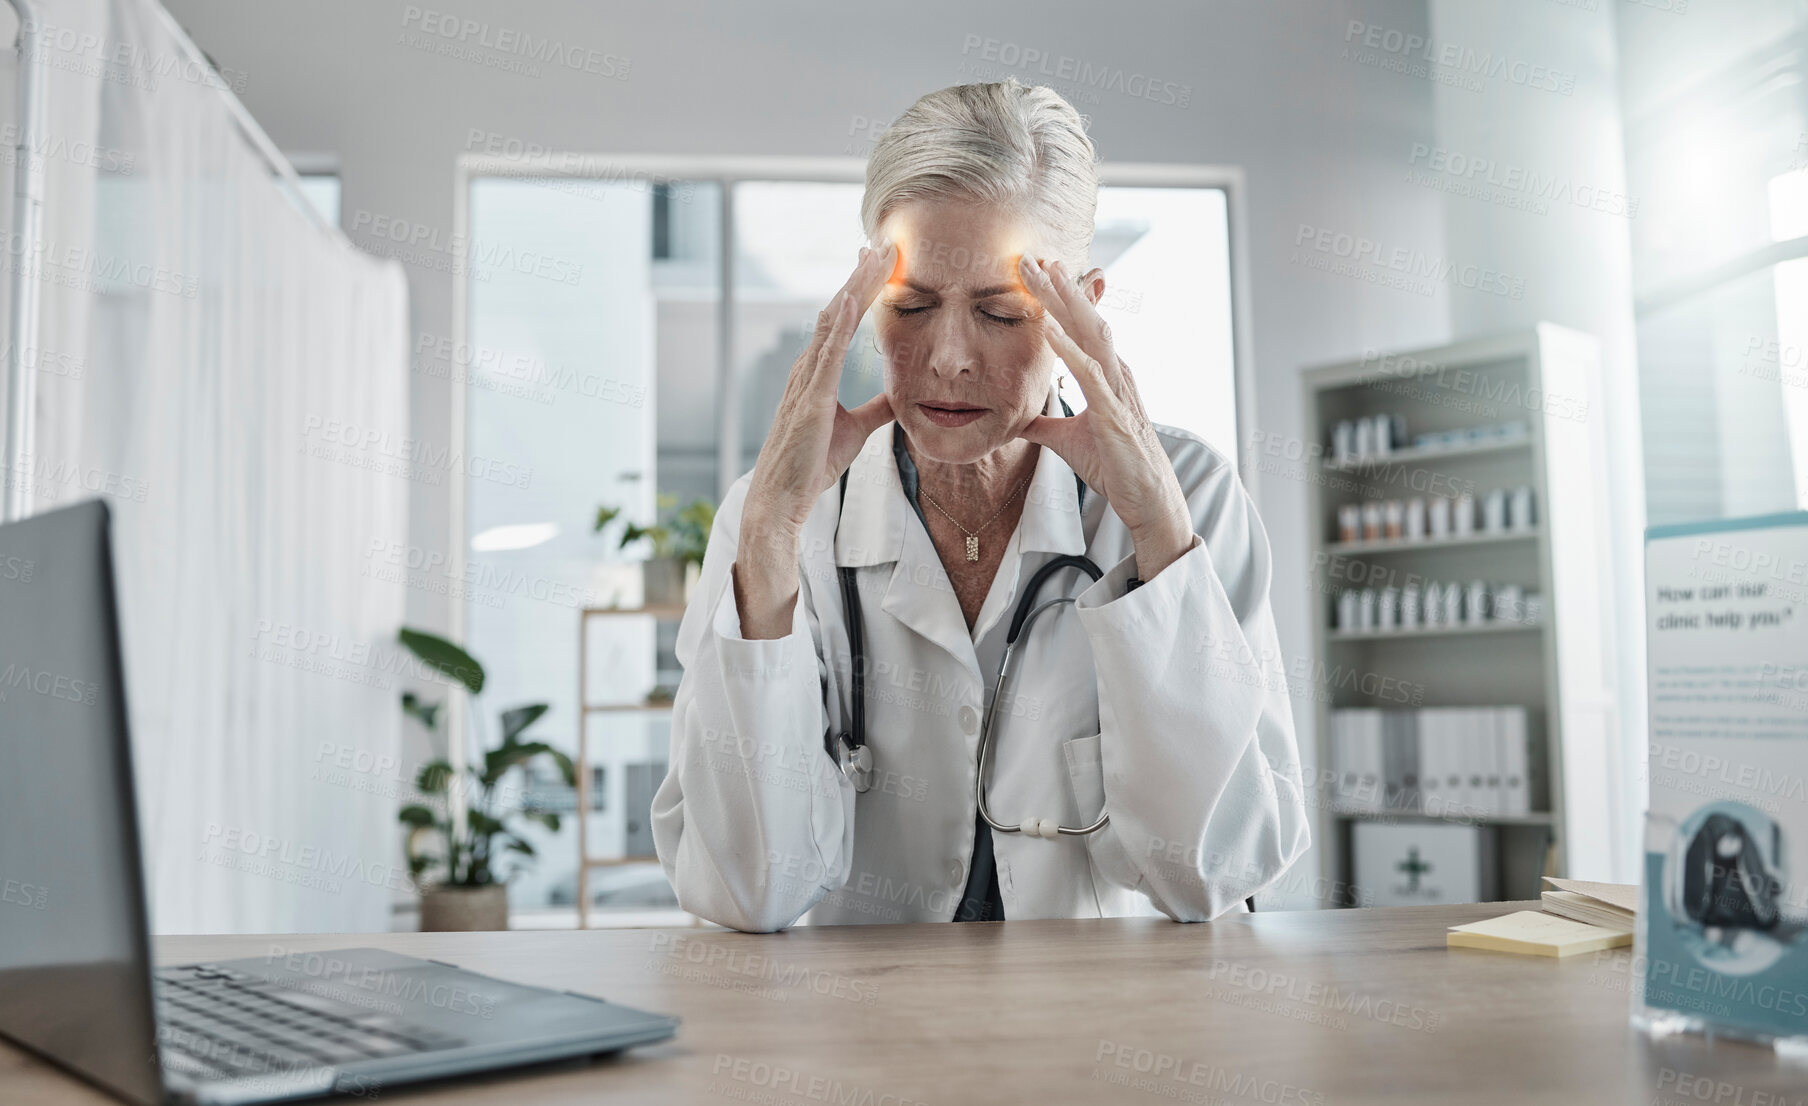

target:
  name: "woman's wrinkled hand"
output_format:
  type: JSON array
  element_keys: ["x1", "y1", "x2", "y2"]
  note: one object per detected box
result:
[
  {"x1": 745, "y1": 242, "x2": 898, "y2": 538},
  {"x1": 1014, "y1": 256, "x2": 1195, "y2": 577},
  {"x1": 732, "y1": 242, "x2": 897, "y2": 639}
]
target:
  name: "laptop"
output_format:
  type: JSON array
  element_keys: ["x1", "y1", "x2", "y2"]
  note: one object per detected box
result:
[{"x1": 0, "y1": 500, "x2": 678, "y2": 1104}]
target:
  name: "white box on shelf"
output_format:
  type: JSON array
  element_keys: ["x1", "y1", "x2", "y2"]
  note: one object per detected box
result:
[{"x1": 1353, "y1": 821, "x2": 1498, "y2": 906}]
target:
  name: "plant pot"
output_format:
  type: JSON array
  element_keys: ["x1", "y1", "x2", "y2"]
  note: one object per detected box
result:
[
  {"x1": 642, "y1": 557, "x2": 688, "y2": 607},
  {"x1": 419, "y1": 883, "x2": 509, "y2": 932}
]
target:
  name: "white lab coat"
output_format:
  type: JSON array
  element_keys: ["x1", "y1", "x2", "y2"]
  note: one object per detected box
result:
[{"x1": 652, "y1": 384, "x2": 1310, "y2": 931}]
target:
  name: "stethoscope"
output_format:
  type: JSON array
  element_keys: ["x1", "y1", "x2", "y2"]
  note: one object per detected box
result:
[{"x1": 828, "y1": 461, "x2": 1110, "y2": 840}]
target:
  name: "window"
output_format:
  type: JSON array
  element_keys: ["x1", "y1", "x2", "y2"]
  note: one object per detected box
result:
[
  {"x1": 1622, "y1": 25, "x2": 1808, "y2": 524},
  {"x1": 294, "y1": 174, "x2": 341, "y2": 227},
  {"x1": 282, "y1": 153, "x2": 340, "y2": 227},
  {"x1": 1770, "y1": 169, "x2": 1808, "y2": 507},
  {"x1": 463, "y1": 175, "x2": 715, "y2": 922}
]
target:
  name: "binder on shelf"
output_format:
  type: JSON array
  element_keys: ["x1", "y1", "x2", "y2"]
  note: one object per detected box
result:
[
  {"x1": 1452, "y1": 709, "x2": 1473, "y2": 817},
  {"x1": 1467, "y1": 708, "x2": 1490, "y2": 819},
  {"x1": 1470, "y1": 708, "x2": 1491, "y2": 819},
  {"x1": 1501, "y1": 708, "x2": 1529, "y2": 817},
  {"x1": 1334, "y1": 705, "x2": 1537, "y2": 821},
  {"x1": 1382, "y1": 710, "x2": 1404, "y2": 810},
  {"x1": 1432, "y1": 708, "x2": 1460, "y2": 817},
  {"x1": 1331, "y1": 709, "x2": 1380, "y2": 812},
  {"x1": 1466, "y1": 709, "x2": 1486, "y2": 817},
  {"x1": 1418, "y1": 710, "x2": 1446, "y2": 816},
  {"x1": 1356, "y1": 708, "x2": 1383, "y2": 812},
  {"x1": 1433, "y1": 709, "x2": 1466, "y2": 819},
  {"x1": 1329, "y1": 710, "x2": 1351, "y2": 808},
  {"x1": 1468, "y1": 712, "x2": 1482, "y2": 816},
  {"x1": 1359, "y1": 708, "x2": 1374, "y2": 813},
  {"x1": 1397, "y1": 711, "x2": 1421, "y2": 812}
]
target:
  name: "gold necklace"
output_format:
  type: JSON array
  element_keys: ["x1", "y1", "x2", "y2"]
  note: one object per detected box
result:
[{"x1": 919, "y1": 473, "x2": 1032, "y2": 561}]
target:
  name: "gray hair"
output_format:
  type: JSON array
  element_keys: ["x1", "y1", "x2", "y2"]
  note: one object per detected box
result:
[{"x1": 860, "y1": 78, "x2": 1099, "y2": 271}]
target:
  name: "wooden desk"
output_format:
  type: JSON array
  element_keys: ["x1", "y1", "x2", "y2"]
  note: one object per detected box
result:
[{"x1": 5, "y1": 903, "x2": 1804, "y2": 1105}]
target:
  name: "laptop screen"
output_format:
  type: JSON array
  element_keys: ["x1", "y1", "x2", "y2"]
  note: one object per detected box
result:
[{"x1": 0, "y1": 501, "x2": 162, "y2": 1105}]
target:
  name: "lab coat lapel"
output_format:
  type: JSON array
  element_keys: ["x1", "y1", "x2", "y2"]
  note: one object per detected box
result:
[
  {"x1": 832, "y1": 423, "x2": 981, "y2": 684},
  {"x1": 882, "y1": 498, "x2": 984, "y2": 686},
  {"x1": 833, "y1": 426, "x2": 905, "y2": 568}
]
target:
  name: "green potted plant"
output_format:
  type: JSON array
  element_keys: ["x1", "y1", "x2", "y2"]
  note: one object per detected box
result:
[
  {"x1": 396, "y1": 628, "x2": 575, "y2": 931},
  {"x1": 595, "y1": 492, "x2": 715, "y2": 606}
]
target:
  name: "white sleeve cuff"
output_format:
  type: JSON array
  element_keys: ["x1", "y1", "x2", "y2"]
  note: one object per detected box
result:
[
  {"x1": 1073, "y1": 532, "x2": 1205, "y2": 620},
  {"x1": 709, "y1": 560, "x2": 816, "y2": 678}
]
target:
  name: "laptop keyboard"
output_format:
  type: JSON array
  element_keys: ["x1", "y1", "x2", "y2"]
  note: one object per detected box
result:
[{"x1": 154, "y1": 963, "x2": 464, "y2": 1082}]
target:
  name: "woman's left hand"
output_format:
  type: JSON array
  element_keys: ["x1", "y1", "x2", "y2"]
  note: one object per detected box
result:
[{"x1": 1015, "y1": 256, "x2": 1196, "y2": 577}]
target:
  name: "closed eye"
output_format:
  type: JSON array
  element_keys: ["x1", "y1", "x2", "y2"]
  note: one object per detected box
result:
[{"x1": 886, "y1": 302, "x2": 1031, "y2": 325}]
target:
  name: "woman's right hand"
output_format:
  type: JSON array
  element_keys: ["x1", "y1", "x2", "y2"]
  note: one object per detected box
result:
[{"x1": 734, "y1": 242, "x2": 897, "y2": 636}]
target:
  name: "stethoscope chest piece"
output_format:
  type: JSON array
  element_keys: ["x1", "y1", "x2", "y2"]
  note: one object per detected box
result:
[{"x1": 837, "y1": 733, "x2": 873, "y2": 793}]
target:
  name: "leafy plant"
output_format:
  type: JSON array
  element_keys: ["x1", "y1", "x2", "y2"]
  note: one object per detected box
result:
[
  {"x1": 396, "y1": 629, "x2": 575, "y2": 888},
  {"x1": 595, "y1": 492, "x2": 715, "y2": 568}
]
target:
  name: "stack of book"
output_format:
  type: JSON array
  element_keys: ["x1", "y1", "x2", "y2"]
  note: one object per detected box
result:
[
  {"x1": 1447, "y1": 878, "x2": 1638, "y2": 958},
  {"x1": 1447, "y1": 911, "x2": 1631, "y2": 958},
  {"x1": 1329, "y1": 707, "x2": 1532, "y2": 819},
  {"x1": 1539, "y1": 877, "x2": 1635, "y2": 934}
]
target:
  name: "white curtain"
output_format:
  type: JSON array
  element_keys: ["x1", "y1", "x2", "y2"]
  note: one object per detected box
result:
[{"x1": 0, "y1": 0, "x2": 410, "y2": 932}]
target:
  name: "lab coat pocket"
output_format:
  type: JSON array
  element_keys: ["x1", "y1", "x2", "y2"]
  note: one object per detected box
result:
[{"x1": 1061, "y1": 732, "x2": 1106, "y2": 825}]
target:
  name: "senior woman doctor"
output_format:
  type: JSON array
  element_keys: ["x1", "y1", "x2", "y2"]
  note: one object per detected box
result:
[{"x1": 652, "y1": 79, "x2": 1308, "y2": 932}]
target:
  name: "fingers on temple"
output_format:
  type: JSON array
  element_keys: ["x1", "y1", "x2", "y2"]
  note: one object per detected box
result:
[
  {"x1": 814, "y1": 243, "x2": 896, "y2": 388},
  {"x1": 857, "y1": 239, "x2": 897, "y2": 300},
  {"x1": 804, "y1": 245, "x2": 885, "y2": 364},
  {"x1": 1054, "y1": 261, "x2": 1125, "y2": 387},
  {"x1": 800, "y1": 296, "x2": 841, "y2": 374},
  {"x1": 1018, "y1": 254, "x2": 1079, "y2": 336},
  {"x1": 1034, "y1": 259, "x2": 1120, "y2": 389},
  {"x1": 1042, "y1": 318, "x2": 1114, "y2": 411},
  {"x1": 811, "y1": 291, "x2": 861, "y2": 391}
]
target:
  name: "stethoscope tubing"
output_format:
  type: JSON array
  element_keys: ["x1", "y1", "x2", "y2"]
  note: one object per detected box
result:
[
  {"x1": 976, "y1": 575, "x2": 1108, "y2": 837},
  {"x1": 833, "y1": 468, "x2": 1109, "y2": 837}
]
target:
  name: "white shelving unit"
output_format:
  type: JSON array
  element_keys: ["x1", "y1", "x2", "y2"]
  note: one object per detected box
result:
[
  {"x1": 1301, "y1": 326, "x2": 1618, "y2": 905},
  {"x1": 576, "y1": 604, "x2": 686, "y2": 930},
  {"x1": 1327, "y1": 527, "x2": 1539, "y2": 557},
  {"x1": 1320, "y1": 434, "x2": 1531, "y2": 472},
  {"x1": 1326, "y1": 621, "x2": 1543, "y2": 644}
]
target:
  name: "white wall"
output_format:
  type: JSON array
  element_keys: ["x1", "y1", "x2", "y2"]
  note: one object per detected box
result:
[{"x1": 160, "y1": 0, "x2": 1476, "y2": 906}]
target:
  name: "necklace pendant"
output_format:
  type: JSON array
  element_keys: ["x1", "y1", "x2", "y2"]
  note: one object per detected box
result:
[{"x1": 965, "y1": 535, "x2": 979, "y2": 561}]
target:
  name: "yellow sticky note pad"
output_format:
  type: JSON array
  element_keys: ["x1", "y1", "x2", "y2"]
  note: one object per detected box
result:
[{"x1": 1447, "y1": 910, "x2": 1633, "y2": 958}]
